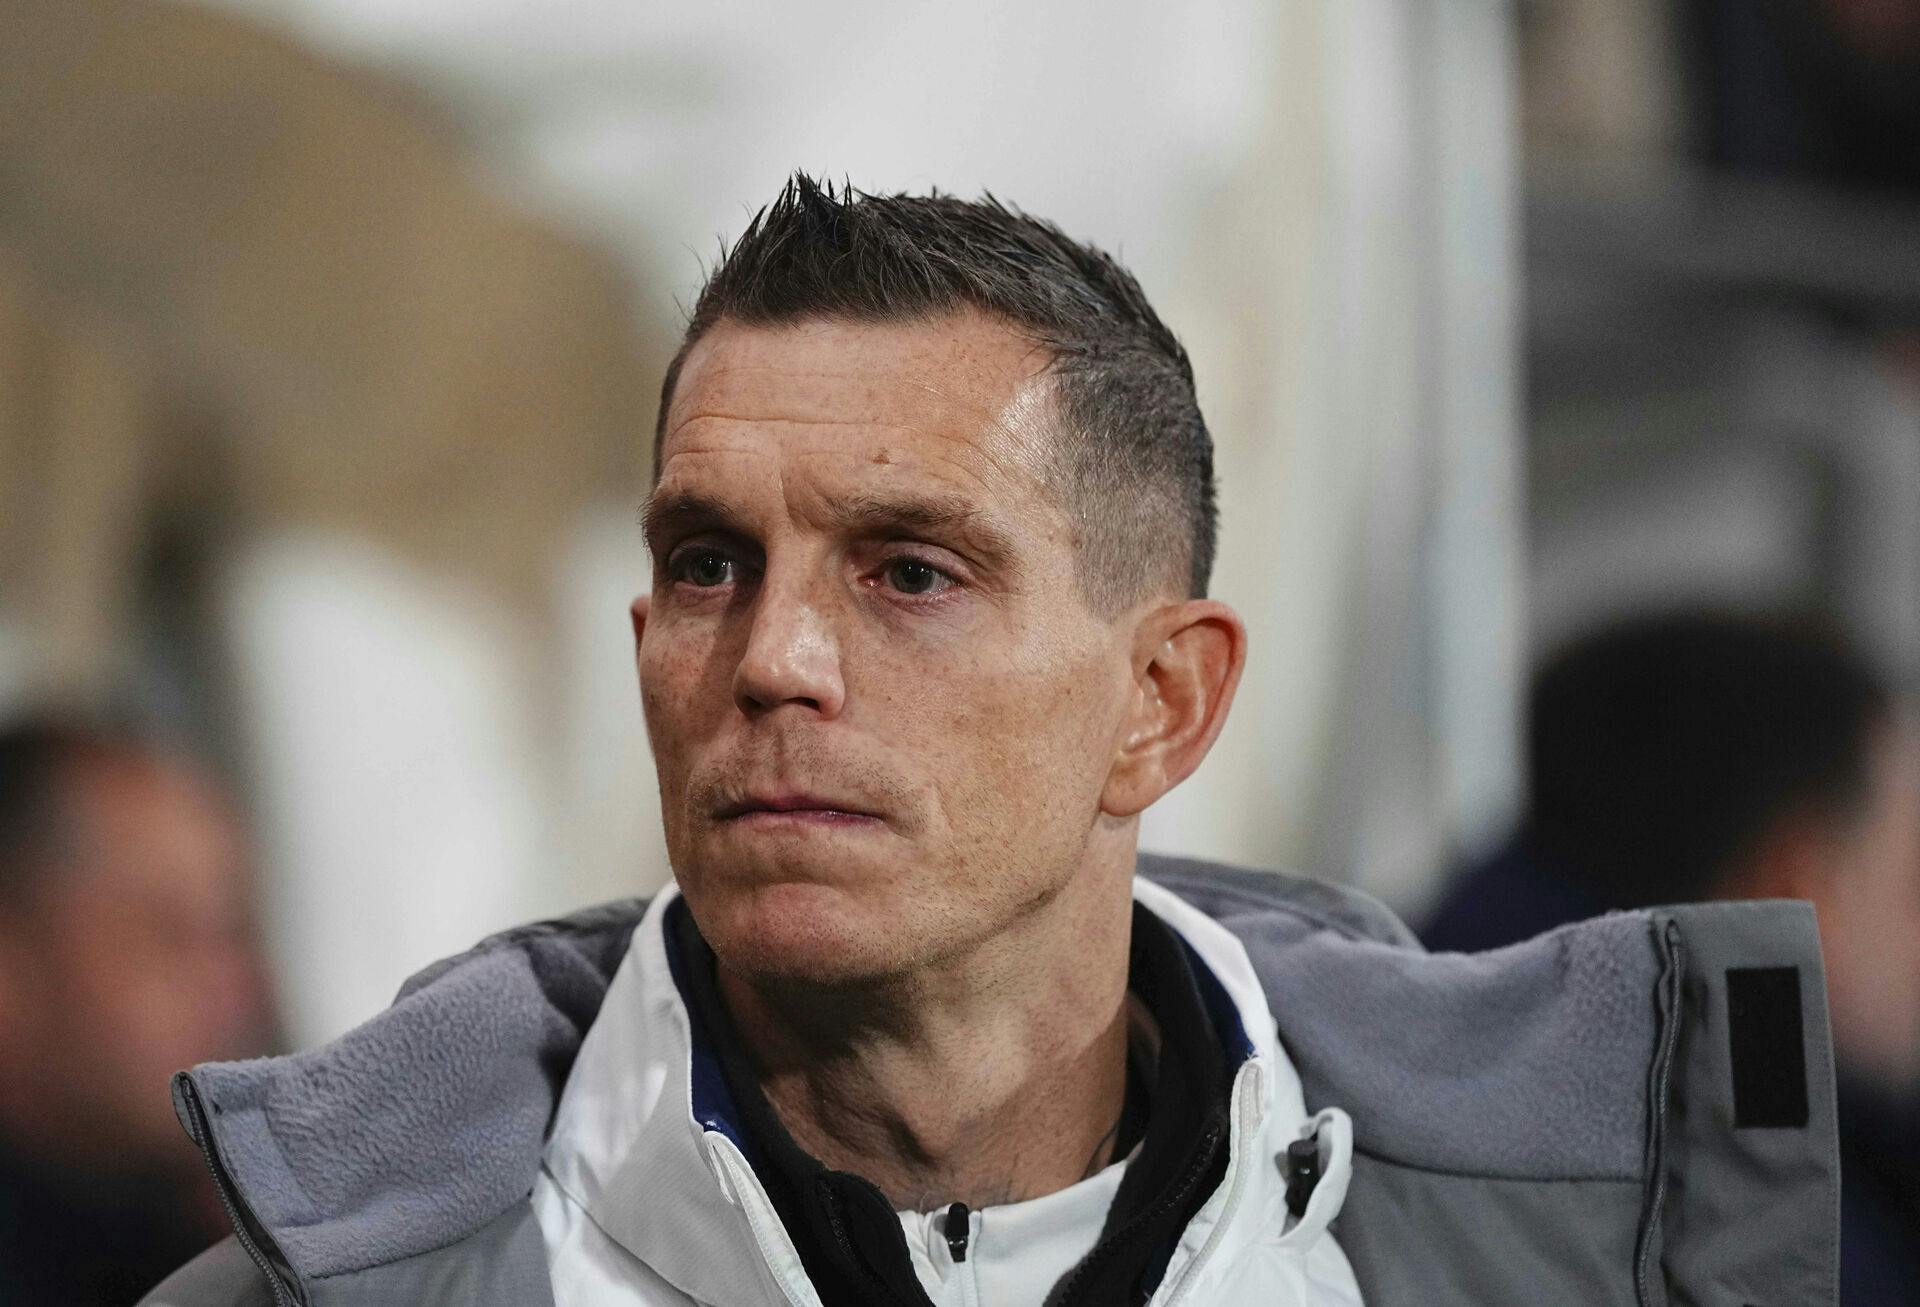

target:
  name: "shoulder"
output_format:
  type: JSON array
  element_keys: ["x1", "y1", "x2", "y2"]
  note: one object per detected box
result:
[
  {"x1": 1136, "y1": 850, "x2": 1421, "y2": 950},
  {"x1": 138, "y1": 1238, "x2": 274, "y2": 1307}
]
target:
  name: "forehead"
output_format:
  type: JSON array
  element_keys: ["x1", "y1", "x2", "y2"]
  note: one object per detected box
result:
[{"x1": 656, "y1": 312, "x2": 1063, "y2": 512}]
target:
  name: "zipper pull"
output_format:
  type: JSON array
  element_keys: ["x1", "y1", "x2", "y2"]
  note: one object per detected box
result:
[
  {"x1": 1284, "y1": 1136, "x2": 1321, "y2": 1218},
  {"x1": 944, "y1": 1201, "x2": 971, "y2": 1263}
]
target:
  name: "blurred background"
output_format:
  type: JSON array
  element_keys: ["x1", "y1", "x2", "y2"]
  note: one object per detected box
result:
[{"x1": 0, "y1": 0, "x2": 1917, "y2": 1298}]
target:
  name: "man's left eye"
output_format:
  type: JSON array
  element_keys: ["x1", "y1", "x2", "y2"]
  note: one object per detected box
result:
[{"x1": 882, "y1": 558, "x2": 953, "y2": 596}]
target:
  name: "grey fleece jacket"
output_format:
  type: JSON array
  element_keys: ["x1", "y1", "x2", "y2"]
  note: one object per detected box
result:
[{"x1": 142, "y1": 854, "x2": 1840, "y2": 1305}]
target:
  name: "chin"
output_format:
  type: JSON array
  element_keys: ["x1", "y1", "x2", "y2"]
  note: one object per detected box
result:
[{"x1": 686, "y1": 875, "x2": 925, "y2": 985}]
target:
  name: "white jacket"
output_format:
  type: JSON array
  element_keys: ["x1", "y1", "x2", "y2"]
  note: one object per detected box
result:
[{"x1": 531, "y1": 879, "x2": 1365, "y2": 1306}]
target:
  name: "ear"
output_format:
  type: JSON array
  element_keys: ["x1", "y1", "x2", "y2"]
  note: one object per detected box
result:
[
  {"x1": 629, "y1": 593, "x2": 651, "y2": 697},
  {"x1": 1101, "y1": 599, "x2": 1247, "y2": 819},
  {"x1": 630, "y1": 593, "x2": 650, "y2": 647}
]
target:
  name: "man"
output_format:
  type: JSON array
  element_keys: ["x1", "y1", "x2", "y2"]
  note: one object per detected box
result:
[
  {"x1": 1423, "y1": 612, "x2": 1920, "y2": 1303},
  {"x1": 146, "y1": 176, "x2": 1842, "y2": 1305},
  {"x1": 0, "y1": 717, "x2": 273, "y2": 1305}
]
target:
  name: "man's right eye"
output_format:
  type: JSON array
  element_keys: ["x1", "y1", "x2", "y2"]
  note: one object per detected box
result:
[{"x1": 671, "y1": 549, "x2": 736, "y2": 587}]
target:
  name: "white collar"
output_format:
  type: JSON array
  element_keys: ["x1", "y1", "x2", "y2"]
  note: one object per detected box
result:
[
  {"x1": 539, "y1": 877, "x2": 1325, "y2": 1306},
  {"x1": 895, "y1": 1149, "x2": 1132, "y2": 1305}
]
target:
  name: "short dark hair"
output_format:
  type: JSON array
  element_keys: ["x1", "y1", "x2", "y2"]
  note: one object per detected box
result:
[
  {"x1": 1526, "y1": 611, "x2": 1894, "y2": 909},
  {"x1": 653, "y1": 173, "x2": 1218, "y2": 609}
]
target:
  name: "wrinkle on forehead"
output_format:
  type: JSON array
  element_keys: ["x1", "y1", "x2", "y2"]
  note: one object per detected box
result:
[
  {"x1": 656, "y1": 314, "x2": 1072, "y2": 518},
  {"x1": 669, "y1": 323, "x2": 1047, "y2": 427}
]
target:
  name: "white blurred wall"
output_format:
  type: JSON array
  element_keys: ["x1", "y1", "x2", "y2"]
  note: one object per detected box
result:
[{"x1": 225, "y1": 536, "x2": 550, "y2": 1037}]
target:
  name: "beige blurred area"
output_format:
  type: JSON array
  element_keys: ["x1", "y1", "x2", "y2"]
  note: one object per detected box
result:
[
  {"x1": 0, "y1": 0, "x2": 652, "y2": 646},
  {"x1": 0, "y1": 0, "x2": 669, "y2": 1042}
]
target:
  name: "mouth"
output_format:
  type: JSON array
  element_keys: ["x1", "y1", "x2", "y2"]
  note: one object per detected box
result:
[{"x1": 714, "y1": 792, "x2": 885, "y2": 826}]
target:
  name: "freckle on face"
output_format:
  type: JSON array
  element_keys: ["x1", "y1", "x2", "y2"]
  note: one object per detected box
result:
[{"x1": 643, "y1": 312, "x2": 1129, "y2": 983}]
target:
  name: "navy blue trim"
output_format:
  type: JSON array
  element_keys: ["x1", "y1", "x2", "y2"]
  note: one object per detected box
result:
[
  {"x1": 1176, "y1": 934, "x2": 1256, "y2": 1065},
  {"x1": 660, "y1": 898, "x2": 749, "y2": 1149}
]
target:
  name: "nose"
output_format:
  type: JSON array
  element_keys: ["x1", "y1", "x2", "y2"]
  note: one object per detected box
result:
[{"x1": 733, "y1": 573, "x2": 846, "y2": 718}]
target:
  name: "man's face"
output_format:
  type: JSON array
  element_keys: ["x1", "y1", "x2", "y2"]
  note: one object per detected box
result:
[
  {"x1": 0, "y1": 758, "x2": 272, "y2": 1161},
  {"x1": 639, "y1": 311, "x2": 1143, "y2": 984}
]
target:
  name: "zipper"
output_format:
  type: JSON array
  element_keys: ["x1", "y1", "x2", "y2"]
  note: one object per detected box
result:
[
  {"x1": 1049, "y1": 1117, "x2": 1227, "y2": 1306},
  {"x1": 944, "y1": 1201, "x2": 971, "y2": 1262},
  {"x1": 711, "y1": 1139, "x2": 823, "y2": 1307},
  {"x1": 821, "y1": 1183, "x2": 928, "y2": 1305},
  {"x1": 175, "y1": 1074, "x2": 302, "y2": 1307},
  {"x1": 1633, "y1": 919, "x2": 1685, "y2": 1307},
  {"x1": 945, "y1": 1200, "x2": 980, "y2": 1307},
  {"x1": 1157, "y1": 1068, "x2": 1262, "y2": 1305}
]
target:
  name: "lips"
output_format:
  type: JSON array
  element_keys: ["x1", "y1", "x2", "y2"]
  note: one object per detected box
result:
[{"x1": 714, "y1": 791, "x2": 882, "y2": 821}]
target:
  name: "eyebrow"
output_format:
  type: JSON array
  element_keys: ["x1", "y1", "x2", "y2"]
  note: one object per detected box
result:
[
  {"x1": 829, "y1": 491, "x2": 1018, "y2": 566},
  {"x1": 641, "y1": 487, "x2": 1020, "y2": 570},
  {"x1": 641, "y1": 491, "x2": 752, "y2": 556}
]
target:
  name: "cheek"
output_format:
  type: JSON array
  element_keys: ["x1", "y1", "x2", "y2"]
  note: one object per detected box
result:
[
  {"x1": 640, "y1": 619, "x2": 729, "y2": 752},
  {"x1": 903, "y1": 637, "x2": 1121, "y2": 837}
]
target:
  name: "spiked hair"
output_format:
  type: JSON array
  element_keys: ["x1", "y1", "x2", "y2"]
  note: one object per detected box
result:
[{"x1": 654, "y1": 173, "x2": 1217, "y2": 608}]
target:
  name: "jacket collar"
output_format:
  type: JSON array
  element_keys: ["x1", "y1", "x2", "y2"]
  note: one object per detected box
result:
[
  {"x1": 172, "y1": 855, "x2": 1683, "y2": 1301},
  {"x1": 536, "y1": 879, "x2": 1313, "y2": 1306}
]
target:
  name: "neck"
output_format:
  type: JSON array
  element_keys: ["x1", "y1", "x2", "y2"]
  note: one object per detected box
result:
[{"x1": 716, "y1": 849, "x2": 1137, "y2": 1211}]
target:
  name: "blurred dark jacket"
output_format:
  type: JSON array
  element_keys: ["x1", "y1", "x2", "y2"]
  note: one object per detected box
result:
[
  {"x1": 1419, "y1": 838, "x2": 1608, "y2": 956},
  {"x1": 0, "y1": 1138, "x2": 212, "y2": 1306},
  {"x1": 1837, "y1": 1078, "x2": 1920, "y2": 1305}
]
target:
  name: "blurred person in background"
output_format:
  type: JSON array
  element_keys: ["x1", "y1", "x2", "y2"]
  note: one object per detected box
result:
[
  {"x1": 1686, "y1": 0, "x2": 1920, "y2": 191},
  {"x1": 0, "y1": 717, "x2": 275, "y2": 1306},
  {"x1": 1422, "y1": 611, "x2": 1920, "y2": 1304}
]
